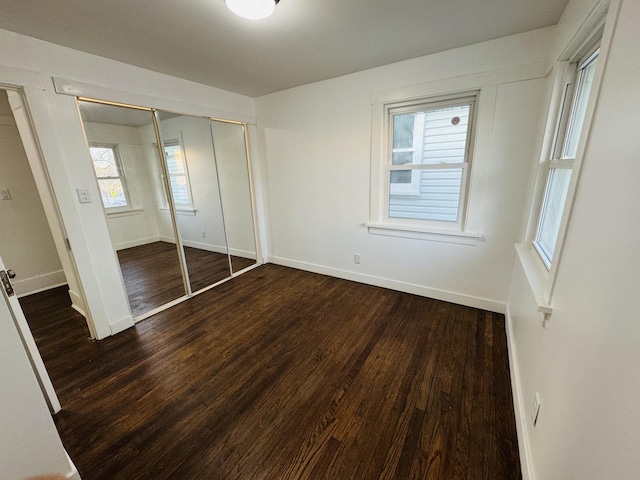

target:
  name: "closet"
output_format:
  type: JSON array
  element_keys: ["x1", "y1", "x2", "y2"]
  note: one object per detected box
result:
[{"x1": 77, "y1": 99, "x2": 259, "y2": 319}]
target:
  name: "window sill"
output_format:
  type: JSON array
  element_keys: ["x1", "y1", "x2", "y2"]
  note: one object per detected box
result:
[
  {"x1": 366, "y1": 222, "x2": 482, "y2": 245},
  {"x1": 158, "y1": 207, "x2": 197, "y2": 216},
  {"x1": 515, "y1": 243, "x2": 553, "y2": 323},
  {"x1": 106, "y1": 208, "x2": 144, "y2": 218}
]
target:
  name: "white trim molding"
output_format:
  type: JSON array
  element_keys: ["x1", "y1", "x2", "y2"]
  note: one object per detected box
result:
[
  {"x1": 505, "y1": 306, "x2": 535, "y2": 480},
  {"x1": 13, "y1": 270, "x2": 67, "y2": 297},
  {"x1": 366, "y1": 222, "x2": 482, "y2": 245},
  {"x1": 109, "y1": 315, "x2": 135, "y2": 335}
]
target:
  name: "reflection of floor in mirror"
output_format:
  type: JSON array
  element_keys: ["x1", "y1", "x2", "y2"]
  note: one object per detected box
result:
[{"x1": 117, "y1": 241, "x2": 256, "y2": 317}]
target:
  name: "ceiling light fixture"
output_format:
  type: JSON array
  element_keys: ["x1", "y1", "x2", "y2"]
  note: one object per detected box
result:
[{"x1": 225, "y1": 0, "x2": 279, "y2": 20}]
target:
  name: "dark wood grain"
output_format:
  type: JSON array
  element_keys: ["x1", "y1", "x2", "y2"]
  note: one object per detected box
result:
[
  {"x1": 116, "y1": 241, "x2": 255, "y2": 317},
  {"x1": 21, "y1": 264, "x2": 522, "y2": 479}
]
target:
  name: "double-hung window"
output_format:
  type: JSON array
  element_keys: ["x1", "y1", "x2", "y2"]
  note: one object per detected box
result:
[
  {"x1": 533, "y1": 48, "x2": 599, "y2": 267},
  {"x1": 163, "y1": 139, "x2": 193, "y2": 208},
  {"x1": 383, "y1": 93, "x2": 477, "y2": 229},
  {"x1": 89, "y1": 144, "x2": 129, "y2": 209}
]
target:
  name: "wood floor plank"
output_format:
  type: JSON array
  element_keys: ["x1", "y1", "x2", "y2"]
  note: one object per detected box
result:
[
  {"x1": 20, "y1": 264, "x2": 522, "y2": 479},
  {"x1": 117, "y1": 241, "x2": 256, "y2": 317}
]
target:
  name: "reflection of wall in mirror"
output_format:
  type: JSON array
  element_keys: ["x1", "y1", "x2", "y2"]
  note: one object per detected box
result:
[
  {"x1": 85, "y1": 117, "x2": 255, "y2": 260},
  {"x1": 212, "y1": 121, "x2": 257, "y2": 259},
  {"x1": 156, "y1": 116, "x2": 227, "y2": 253}
]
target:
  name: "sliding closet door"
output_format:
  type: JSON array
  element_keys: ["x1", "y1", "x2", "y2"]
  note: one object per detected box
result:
[
  {"x1": 77, "y1": 100, "x2": 187, "y2": 318},
  {"x1": 210, "y1": 120, "x2": 258, "y2": 273},
  {"x1": 155, "y1": 111, "x2": 231, "y2": 292}
]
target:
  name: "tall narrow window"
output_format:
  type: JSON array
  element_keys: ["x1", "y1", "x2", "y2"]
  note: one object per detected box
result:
[
  {"x1": 533, "y1": 48, "x2": 599, "y2": 267},
  {"x1": 163, "y1": 139, "x2": 193, "y2": 207},
  {"x1": 386, "y1": 94, "x2": 476, "y2": 226},
  {"x1": 89, "y1": 144, "x2": 128, "y2": 209}
]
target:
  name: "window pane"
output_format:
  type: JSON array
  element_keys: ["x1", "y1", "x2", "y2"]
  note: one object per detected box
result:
[
  {"x1": 392, "y1": 151, "x2": 413, "y2": 166},
  {"x1": 390, "y1": 170, "x2": 412, "y2": 184},
  {"x1": 562, "y1": 55, "x2": 598, "y2": 159},
  {"x1": 422, "y1": 105, "x2": 470, "y2": 164},
  {"x1": 90, "y1": 147, "x2": 119, "y2": 178},
  {"x1": 393, "y1": 113, "x2": 415, "y2": 149},
  {"x1": 170, "y1": 175, "x2": 190, "y2": 205},
  {"x1": 392, "y1": 106, "x2": 470, "y2": 167},
  {"x1": 389, "y1": 168, "x2": 462, "y2": 222},
  {"x1": 97, "y1": 179, "x2": 127, "y2": 208},
  {"x1": 535, "y1": 168, "x2": 572, "y2": 263},
  {"x1": 165, "y1": 144, "x2": 186, "y2": 175}
]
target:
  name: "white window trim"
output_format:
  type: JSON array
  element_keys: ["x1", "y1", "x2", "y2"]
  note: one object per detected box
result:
[
  {"x1": 369, "y1": 83, "x2": 496, "y2": 243},
  {"x1": 532, "y1": 47, "x2": 599, "y2": 269},
  {"x1": 518, "y1": 0, "x2": 614, "y2": 322},
  {"x1": 106, "y1": 208, "x2": 144, "y2": 218},
  {"x1": 89, "y1": 143, "x2": 131, "y2": 212}
]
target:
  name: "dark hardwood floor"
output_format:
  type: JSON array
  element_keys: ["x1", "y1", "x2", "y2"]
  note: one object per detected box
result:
[
  {"x1": 21, "y1": 265, "x2": 521, "y2": 479},
  {"x1": 117, "y1": 241, "x2": 256, "y2": 317}
]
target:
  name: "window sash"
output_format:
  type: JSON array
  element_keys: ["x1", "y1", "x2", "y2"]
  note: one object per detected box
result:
[
  {"x1": 384, "y1": 96, "x2": 476, "y2": 227},
  {"x1": 387, "y1": 165, "x2": 468, "y2": 224},
  {"x1": 89, "y1": 144, "x2": 129, "y2": 209},
  {"x1": 533, "y1": 49, "x2": 599, "y2": 268}
]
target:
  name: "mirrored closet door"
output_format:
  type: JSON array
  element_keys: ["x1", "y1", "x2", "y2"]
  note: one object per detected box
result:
[
  {"x1": 155, "y1": 111, "x2": 231, "y2": 293},
  {"x1": 77, "y1": 100, "x2": 188, "y2": 318},
  {"x1": 211, "y1": 120, "x2": 258, "y2": 273},
  {"x1": 78, "y1": 99, "x2": 260, "y2": 321}
]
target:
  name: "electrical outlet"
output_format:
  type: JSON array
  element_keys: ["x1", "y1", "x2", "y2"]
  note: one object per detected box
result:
[
  {"x1": 201, "y1": 230, "x2": 206, "y2": 238},
  {"x1": 76, "y1": 188, "x2": 91, "y2": 204},
  {"x1": 531, "y1": 393, "x2": 541, "y2": 426},
  {"x1": 353, "y1": 253, "x2": 361, "y2": 264}
]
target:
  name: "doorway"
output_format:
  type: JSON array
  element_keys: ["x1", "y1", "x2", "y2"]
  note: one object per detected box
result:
[{"x1": 0, "y1": 87, "x2": 90, "y2": 411}]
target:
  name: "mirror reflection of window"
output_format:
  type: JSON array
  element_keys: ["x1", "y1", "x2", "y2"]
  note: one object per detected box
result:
[
  {"x1": 89, "y1": 144, "x2": 129, "y2": 209},
  {"x1": 163, "y1": 140, "x2": 193, "y2": 207}
]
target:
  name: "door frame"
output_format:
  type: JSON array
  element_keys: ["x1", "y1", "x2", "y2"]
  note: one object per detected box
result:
[{"x1": 1, "y1": 84, "x2": 97, "y2": 337}]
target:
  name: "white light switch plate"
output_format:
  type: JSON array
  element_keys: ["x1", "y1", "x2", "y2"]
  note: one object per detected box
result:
[{"x1": 76, "y1": 188, "x2": 91, "y2": 204}]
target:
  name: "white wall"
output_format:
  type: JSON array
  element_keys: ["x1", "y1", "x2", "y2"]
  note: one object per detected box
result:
[
  {"x1": 256, "y1": 28, "x2": 555, "y2": 311},
  {"x1": 507, "y1": 0, "x2": 640, "y2": 479},
  {"x1": 0, "y1": 91, "x2": 65, "y2": 296},
  {"x1": 0, "y1": 293, "x2": 78, "y2": 479},
  {"x1": 0, "y1": 28, "x2": 256, "y2": 338}
]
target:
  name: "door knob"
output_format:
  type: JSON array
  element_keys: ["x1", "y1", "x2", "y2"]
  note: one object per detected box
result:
[{"x1": 6, "y1": 269, "x2": 15, "y2": 279}]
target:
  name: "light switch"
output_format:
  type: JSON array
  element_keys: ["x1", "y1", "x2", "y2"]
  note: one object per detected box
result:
[
  {"x1": 76, "y1": 188, "x2": 91, "y2": 204},
  {"x1": 0, "y1": 189, "x2": 11, "y2": 200}
]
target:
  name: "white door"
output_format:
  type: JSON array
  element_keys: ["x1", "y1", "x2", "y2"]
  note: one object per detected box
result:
[{"x1": 0, "y1": 254, "x2": 61, "y2": 413}]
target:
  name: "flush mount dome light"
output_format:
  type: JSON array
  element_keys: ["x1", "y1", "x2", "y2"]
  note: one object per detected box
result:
[{"x1": 226, "y1": 0, "x2": 279, "y2": 19}]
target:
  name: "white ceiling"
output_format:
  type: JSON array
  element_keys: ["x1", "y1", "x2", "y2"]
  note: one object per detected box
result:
[{"x1": 0, "y1": 0, "x2": 569, "y2": 97}]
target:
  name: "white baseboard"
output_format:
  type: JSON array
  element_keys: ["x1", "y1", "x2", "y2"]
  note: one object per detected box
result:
[
  {"x1": 114, "y1": 235, "x2": 161, "y2": 251},
  {"x1": 13, "y1": 270, "x2": 67, "y2": 297},
  {"x1": 268, "y1": 256, "x2": 506, "y2": 313},
  {"x1": 165, "y1": 237, "x2": 257, "y2": 260},
  {"x1": 505, "y1": 306, "x2": 535, "y2": 480},
  {"x1": 229, "y1": 247, "x2": 257, "y2": 260},
  {"x1": 65, "y1": 450, "x2": 82, "y2": 479},
  {"x1": 180, "y1": 238, "x2": 228, "y2": 255},
  {"x1": 109, "y1": 315, "x2": 135, "y2": 335},
  {"x1": 68, "y1": 289, "x2": 86, "y2": 317}
]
